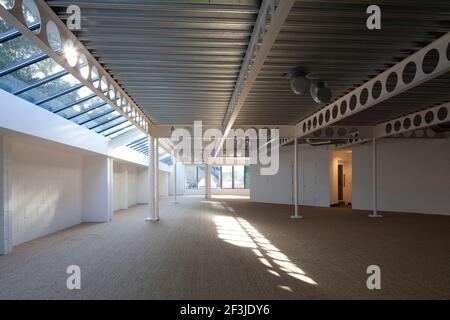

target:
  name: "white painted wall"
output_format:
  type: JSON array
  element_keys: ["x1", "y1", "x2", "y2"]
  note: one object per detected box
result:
[
  {"x1": 251, "y1": 144, "x2": 331, "y2": 207},
  {"x1": 82, "y1": 155, "x2": 113, "y2": 223},
  {"x1": 159, "y1": 171, "x2": 169, "y2": 197},
  {"x1": 8, "y1": 139, "x2": 84, "y2": 245},
  {"x1": 113, "y1": 162, "x2": 149, "y2": 212},
  {"x1": 352, "y1": 138, "x2": 450, "y2": 215}
]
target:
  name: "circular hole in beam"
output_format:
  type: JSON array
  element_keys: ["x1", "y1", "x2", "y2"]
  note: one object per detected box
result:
[
  {"x1": 109, "y1": 84, "x2": 115, "y2": 100},
  {"x1": 313, "y1": 117, "x2": 317, "y2": 128},
  {"x1": 402, "y1": 61, "x2": 417, "y2": 84},
  {"x1": 385, "y1": 123, "x2": 392, "y2": 134},
  {"x1": 447, "y1": 41, "x2": 450, "y2": 61},
  {"x1": 372, "y1": 80, "x2": 382, "y2": 99},
  {"x1": 46, "y1": 20, "x2": 61, "y2": 52},
  {"x1": 91, "y1": 66, "x2": 99, "y2": 88},
  {"x1": 22, "y1": 0, "x2": 41, "y2": 34},
  {"x1": 386, "y1": 72, "x2": 398, "y2": 92},
  {"x1": 79, "y1": 54, "x2": 89, "y2": 79},
  {"x1": 394, "y1": 120, "x2": 401, "y2": 131},
  {"x1": 359, "y1": 88, "x2": 369, "y2": 106},
  {"x1": 116, "y1": 93, "x2": 121, "y2": 106},
  {"x1": 425, "y1": 110, "x2": 434, "y2": 123},
  {"x1": 437, "y1": 107, "x2": 448, "y2": 121},
  {"x1": 332, "y1": 105, "x2": 338, "y2": 119},
  {"x1": 349, "y1": 95, "x2": 357, "y2": 110},
  {"x1": 318, "y1": 113, "x2": 324, "y2": 125},
  {"x1": 340, "y1": 101, "x2": 347, "y2": 115},
  {"x1": 422, "y1": 49, "x2": 440, "y2": 74},
  {"x1": 63, "y1": 39, "x2": 78, "y2": 67},
  {"x1": 302, "y1": 123, "x2": 307, "y2": 133},
  {"x1": 403, "y1": 118, "x2": 411, "y2": 130},
  {"x1": 325, "y1": 109, "x2": 330, "y2": 122},
  {"x1": 413, "y1": 114, "x2": 422, "y2": 127},
  {"x1": 100, "y1": 76, "x2": 108, "y2": 93}
]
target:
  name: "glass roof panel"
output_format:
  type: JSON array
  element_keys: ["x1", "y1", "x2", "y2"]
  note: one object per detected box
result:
[
  {"x1": 0, "y1": 14, "x2": 142, "y2": 143},
  {"x1": 0, "y1": 34, "x2": 42, "y2": 70},
  {"x1": 99, "y1": 120, "x2": 132, "y2": 137},
  {"x1": 40, "y1": 85, "x2": 94, "y2": 112},
  {"x1": 0, "y1": 58, "x2": 64, "y2": 94},
  {"x1": 106, "y1": 124, "x2": 135, "y2": 139},
  {"x1": 61, "y1": 99, "x2": 110, "y2": 120},
  {"x1": 83, "y1": 110, "x2": 120, "y2": 128}
]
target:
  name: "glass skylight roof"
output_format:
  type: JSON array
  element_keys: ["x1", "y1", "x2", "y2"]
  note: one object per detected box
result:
[{"x1": 0, "y1": 15, "x2": 148, "y2": 153}]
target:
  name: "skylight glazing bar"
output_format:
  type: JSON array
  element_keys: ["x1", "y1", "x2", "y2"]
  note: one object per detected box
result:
[
  {"x1": 97, "y1": 119, "x2": 129, "y2": 134},
  {"x1": 79, "y1": 109, "x2": 115, "y2": 126},
  {"x1": 0, "y1": 1, "x2": 152, "y2": 134},
  {"x1": 53, "y1": 93, "x2": 99, "y2": 113},
  {"x1": 105, "y1": 124, "x2": 134, "y2": 138},
  {"x1": 0, "y1": 21, "x2": 40, "y2": 43},
  {"x1": 0, "y1": 52, "x2": 48, "y2": 77},
  {"x1": 88, "y1": 115, "x2": 122, "y2": 130},
  {"x1": 36, "y1": 83, "x2": 85, "y2": 105},
  {"x1": 66, "y1": 102, "x2": 108, "y2": 120},
  {"x1": 13, "y1": 69, "x2": 68, "y2": 95}
]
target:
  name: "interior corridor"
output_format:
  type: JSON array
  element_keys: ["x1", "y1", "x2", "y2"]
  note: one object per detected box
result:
[{"x1": 0, "y1": 196, "x2": 449, "y2": 300}]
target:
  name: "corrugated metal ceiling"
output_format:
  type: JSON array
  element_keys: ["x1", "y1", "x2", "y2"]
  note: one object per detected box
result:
[
  {"x1": 47, "y1": 0, "x2": 450, "y2": 127},
  {"x1": 47, "y1": 0, "x2": 260, "y2": 125},
  {"x1": 236, "y1": 0, "x2": 450, "y2": 126}
]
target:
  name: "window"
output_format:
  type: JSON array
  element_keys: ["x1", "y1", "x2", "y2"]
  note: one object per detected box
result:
[
  {"x1": 184, "y1": 165, "x2": 251, "y2": 190},
  {"x1": 244, "y1": 166, "x2": 251, "y2": 189},
  {"x1": 211, "y1": 166, "x2": 221, "y2": 189},
  {"x1": 185, "y1": 165, "x2": 198, "y2": 190},
  {"x1": 233, "y1": 165, "x2": 245, "y2": 189},
  {"x1": 221, "y1": 166, "x2": 233, "y2": 188},
  {"x1": 197, "y1": 166, "x2": 206, "y2": 188}
]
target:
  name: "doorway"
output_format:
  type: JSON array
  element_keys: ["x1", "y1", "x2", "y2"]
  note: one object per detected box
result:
[{"x1": 331, "y1": 150, "x2": 352, "y2": 207}]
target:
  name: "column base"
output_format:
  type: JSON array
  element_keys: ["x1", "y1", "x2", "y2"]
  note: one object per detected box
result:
[
  {"x1": 290, "y1": 215, "x2": 303, "y2": 219},
  {"x1": 172, "y1": 201, "x2": 178, "y2": 204},
  {"x1": 368, "y1": 214, "x2": 383, "y2": 218},
  {"x1": 145, "y1": 217, "x2": 160, "y2": 222}
]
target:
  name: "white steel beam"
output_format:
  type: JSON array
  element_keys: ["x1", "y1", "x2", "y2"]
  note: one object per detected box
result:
[
  {"x1": 214, "y1": 0, "x2": 296, "y2": 157},
  {"x1": 374, "y1": 102, "x2": 450, "y2": 139},
  {"x1": 295, "y1": 33, "x2": 450, "y2": 138},
  {"x1": 0, "y1": 1, "x2": 151, "y2": 134}
]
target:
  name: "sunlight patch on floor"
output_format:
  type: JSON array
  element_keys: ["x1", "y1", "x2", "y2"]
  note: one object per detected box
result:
[{"x1": 214, "y1": 215, "x2": 317, "y2": 288}]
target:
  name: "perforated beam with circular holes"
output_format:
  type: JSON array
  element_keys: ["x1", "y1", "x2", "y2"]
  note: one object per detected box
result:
[
  {"x1": 295, "y1": 33, "x2": 450, "y2": 138},
  {"x1": 0, "y1": 0, "x2": 152, "y2": 135}
]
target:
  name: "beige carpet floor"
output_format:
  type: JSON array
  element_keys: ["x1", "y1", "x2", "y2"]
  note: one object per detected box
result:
[{"x1": 0, "y1": 196, "x2": 449, "y2": 300}]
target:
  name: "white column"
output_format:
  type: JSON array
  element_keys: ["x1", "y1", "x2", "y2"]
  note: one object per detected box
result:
[
  {"x1": 82, "y1": 155, "x2": 113, "y2": 222},
  {"x1": 154, "y1": 138, "x2": 160, "y2": 220},
  {"x1": 205, "y1": 164, "x2": 212, "y2": 200},
  {"x1": 291, "y1": 138, "x2": 302, "y2": 219},
  {"x1": 369, "y1": 138, "x2": 382, "y2": 218},
  {"x1": 0, "y1": 135, "x2": 12, "y2": 255},
  {"x1": 172, "y1": 152, "x2": 178, "y2": 204},
  {"x1": 146, "y1": 135, "x2": 156, "y2": 221}
]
